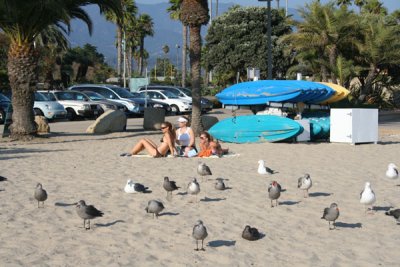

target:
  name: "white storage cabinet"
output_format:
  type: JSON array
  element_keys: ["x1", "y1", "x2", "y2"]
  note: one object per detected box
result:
[{"x1": 330, "y1": 108, "x2": 378, "y2": 144}]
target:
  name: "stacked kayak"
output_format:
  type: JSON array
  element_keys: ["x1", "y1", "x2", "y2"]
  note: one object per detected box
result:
[
  {"x1": 216, "y1": 80, "x2": 349, "y2": 105},
  {"x1": 208, "y1": 115, "x2": 303, "y2": 143}
]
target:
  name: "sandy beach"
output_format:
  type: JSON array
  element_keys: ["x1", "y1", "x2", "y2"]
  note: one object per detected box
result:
[{"x1": 1, "y1": 109, "x2": 400, "y2": 266}]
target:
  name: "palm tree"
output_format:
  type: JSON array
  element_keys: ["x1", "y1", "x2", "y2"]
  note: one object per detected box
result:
[
  {"x1": 0, "y1": 0, "x2": 122, "y2": 140},
  {"x1": 136, "y1": 13, "x2": 154, "y2": 76},
  {"x1": 336, "y1": 0, "x2": 352, "y2": 8},
  {"x1": 180, "y1": 0, "x2": 209, "y2": 136},
  {"x1": 167, "y1": 0, "x2": 188, "y2": 87},
  {"x1": 105, "y1": 0, "x2": 137, "y2": 80},
  {"x1": 354, "y1": 0, "x2": 366, "y2": 13}
]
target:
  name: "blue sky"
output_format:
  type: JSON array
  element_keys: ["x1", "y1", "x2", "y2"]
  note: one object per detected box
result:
[{"x1": 136, "y1": 0, "x2": 399, "y2": 13}]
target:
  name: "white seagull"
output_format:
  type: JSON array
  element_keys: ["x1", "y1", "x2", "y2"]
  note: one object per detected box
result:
[
  {"x1": 386, "y1": 163, "x2": 399, "y2": 180},
  {"x1": 360, "y1": 182, "x2": 376, "y2": 213},
  {"x1": 124, "y1": 179, "x2": 148, "y2": 193},
  {"x1": 257, "y1": 160, "x2": 276, "y2": 175},
  {"x1": 298, "y1": 173, "x2": 312, "y2": 198}
]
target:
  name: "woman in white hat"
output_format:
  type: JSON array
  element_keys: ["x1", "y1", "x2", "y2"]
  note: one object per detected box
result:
[{"x1": 176, "y1": 116, "x2": 197, "y2": 157}]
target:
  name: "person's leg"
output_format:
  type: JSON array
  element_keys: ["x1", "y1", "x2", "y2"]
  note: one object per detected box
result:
[{"x1": 131, "y1": 139, "x2": 158, "y2": 156}]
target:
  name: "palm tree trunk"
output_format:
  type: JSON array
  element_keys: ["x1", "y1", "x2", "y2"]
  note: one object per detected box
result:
[
  {"x1": 139, "y1": 37, "x2": 144, "y2": 76},
  {"x1": 189, "y1": 26, "x2": 203, "y2": 136},
  {"x1": 8, "y1": 42, "x2": 37, "y2": 139},
  {"x1": 182, "y1": 25, "x2": 188, "y2": 87},
  {"x1": 127, "y1": 47, "x2": 132, "y2": 80},
  {"x1": 359, "y1": 64, "x2": 376, "y2": 102},
  {"x1": 329, "y1": 46, "x2": 337, "y2": 84},
  {"x1": 117, "y1": 26, "x2": 122, "y2": 77}
]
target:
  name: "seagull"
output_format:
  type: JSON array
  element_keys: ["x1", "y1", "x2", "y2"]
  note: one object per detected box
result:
[
  {"x1": 360, "y1": 182, "x2": 376, "y2": 213},
  {"x1": 298, "y1": 173, "x2": 312, "y2": 198},
  {"x1": 34, "y1": 183, "x2": 48, "y2": 208},
  {"x1": 257, "y1": 160, "x2": 276, "y2": 175},
  {"x1": 145, "y1": 200, "x2": 165, "y2": 219},
  {"x1": 215, "y1": 178, "x2": 226, "y2": 190},
  {"x1": 163, "y1": 176, "x2": 180, "y2": 198},
  {"x1": 197, "y1": 162, "x2": 212, "y2": 182},
  {"x1": 385, "y1": 209, "x2": 400, "y2": 222},
  {"x1": 124, "y1": 179, "x2": 149, "y2": 193},
  {"x1": 76, "y1": 200, "x2": 104, "y2": 230},
  {"x1": 188, "y1": 178, "x2": 201, "y2": 202},
  {"x1": 321, "y1": 203, "x2": 340, "y2": 230},
  {"x1": 386, "y1": 163, "x2": 399, "y2": 179},
  {"x1": 192, "y1": 220, "x2": 208, "y2": 251},
  {"x1": 242, "y1": 225, "x2": 260, "y2": 241},
  {"x1": 268, "y1": 181, "x2": 281, "y2": 207}
]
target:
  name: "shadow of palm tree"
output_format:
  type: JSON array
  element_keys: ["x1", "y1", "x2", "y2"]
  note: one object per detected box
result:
[
  {"x1": 200, "y1": 197, "x2": 226, "y2": 202},
  {"x1": 334, "y1": 222, "x2": 362, "y2": 229},
  {"x1": 95, "y1": 220, "x2": 125, "y2": 227},
  {"x1": 309, "y1": 192, "x2": 332, "y2": 197},
  {"x1": 208, "y1": 240, "x2": 236, "y2": 247}
]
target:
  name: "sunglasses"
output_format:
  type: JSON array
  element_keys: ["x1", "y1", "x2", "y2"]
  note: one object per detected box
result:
[
  {"x1": 161, "y1": 126, "x2": 168, "y2": 129},
  {"x1": 200, "y1": 136, "x2": 206, "y2": 139}
]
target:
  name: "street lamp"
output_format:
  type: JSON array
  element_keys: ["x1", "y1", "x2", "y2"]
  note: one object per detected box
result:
[{"x1": 258, "y1": 0, "x2": 273, "y2": 80}]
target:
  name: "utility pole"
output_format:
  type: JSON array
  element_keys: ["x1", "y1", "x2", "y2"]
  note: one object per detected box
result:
[{"x1": 258, "y1": 0, "x2": 273, "y2": 80}]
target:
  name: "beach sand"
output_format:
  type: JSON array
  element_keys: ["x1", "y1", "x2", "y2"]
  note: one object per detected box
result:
[{"x1": 1, "y1": 109, "x2": 400, "y2": 266}]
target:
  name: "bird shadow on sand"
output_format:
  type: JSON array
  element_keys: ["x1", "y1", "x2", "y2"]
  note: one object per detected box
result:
[
  {"x1": 159, "y1": 212, "x2": 180, "y2": 217},
  {"x1": 200, "y1": 197, "x2": 226, "y2": 202},
  {"x1": 279, "y1": 200, "x2": 300, "y2": 206},
  {"x1": 220, "y1": 187, "x2": 233, "y2": 190},
  {"x1": 373, "y1": 206, "x2": 392, "y2": 212},
  {"x1": 177, "y1": 192, "x2": 188, "y2": 196},
  {"x1": 208, "y1": 240, "x2": 236, "y2": 247},
  {"x1": 0, "y1": 176, "x2": 8, "y2": 182},
  {"x1": 142, "y1": 190, "x2": 152, "y2": 194},
  {"x1": 309, "y1": 192, "x2": 332, "y2": 197},
  {"x1": 95, "y1": 220, "x2": 125, "y2": 227},
  {"x1": 54, "y1": 201, "x2": 78, "y2": 207},
  {"x1": 334, "y1": 222, "x2": 362, "y2": 229},
  {"x1": 0, "y1": 189, "x2": 4, "y2": 192}
]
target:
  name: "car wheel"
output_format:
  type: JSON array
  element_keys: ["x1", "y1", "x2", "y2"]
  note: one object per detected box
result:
[
  {"x1": 170, "y1": 104, "x2": 180, "y2": 115},
  {"x1": 34, "y1": 108, "x2": 44, "y2": 116},
  {"x1": 0, "y1": 109, "x2": 5, "y2": 124},
  {"x1": 66, "y1": 108, "x2": 77, "y2": 121}
]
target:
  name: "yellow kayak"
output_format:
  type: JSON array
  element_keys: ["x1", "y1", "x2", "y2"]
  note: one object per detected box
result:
[{"x1": 317, "y1": 82, "x2": 350, "y2": 104}]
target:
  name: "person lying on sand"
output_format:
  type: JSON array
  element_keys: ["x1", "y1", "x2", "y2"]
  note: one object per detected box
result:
[{"x1": 128, "y1": 122, "x2": 177, "y2": 157}]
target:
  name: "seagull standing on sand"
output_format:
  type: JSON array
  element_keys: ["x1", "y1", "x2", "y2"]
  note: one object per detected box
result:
[
  {"x1": 385, "y1": 209, "x2": 400, "y2": 222},
  {"x1": 298, "y1": 173, "x2": 312, "y2": 198},
  {"x1": 188, "y1": 178, "x2": 201, "y2": 202},
  {"x1": 76, "y1": 200, "x2": 104, "y2": 230},
  {"x1": 258, "y1": 160, "x2": 276, "y2": 175},
  {"x1": 268, "y1": 181, "x2": 281, "y2": 207},
  {"x1": 215, "y1": 178, "x2": 226, "y2": 190},
  {"x1": 321, "y1": 203, "x2": 340, "y2": 230},
  {"x1": 192, "y1": 220, "x2": 208, "y2": 251},
  {"x1": 386, "y1": 163, "x2": 399, "y2": 179},
  {"x1": 163, "y1": 176, "x2": 180, "y2": 198},
  {"x1": 197, "y1": 162, "x2": 212, "y2": 182},
  {"x1": 34, "y1": 183, "x2": 48, "y2": 208},
  {"x1": 124, "y1": 179, "x2": 149, "y2": 193},
  {"x1": 242, "y1": 225, "x2": 261, "y2": 241},
  {"x1": 360, "y1": 182, "x2": 376, "y2": 213},
  {"x1": 145, "y1": 200, "x2": 165, "y2": 219}
]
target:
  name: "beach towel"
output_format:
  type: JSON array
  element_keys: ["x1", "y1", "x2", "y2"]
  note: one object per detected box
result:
[{"x1": 120, "y1": 152, "x2": 239, "y2": 158}]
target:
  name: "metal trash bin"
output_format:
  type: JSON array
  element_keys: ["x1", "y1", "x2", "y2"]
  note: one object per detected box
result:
[{"x1": 143, "y1": 107, "x2": 166, "y2": 130}]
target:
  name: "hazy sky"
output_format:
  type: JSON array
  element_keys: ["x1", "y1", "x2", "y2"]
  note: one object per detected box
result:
[{"x1": 136, "y1": 0, "x2": 399, "y2": 13}]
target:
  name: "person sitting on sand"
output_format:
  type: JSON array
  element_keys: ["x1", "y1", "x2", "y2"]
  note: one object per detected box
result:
[
  {"x1": 198, "y1": 131, "x2": 228, "y2": 157},
  {"x1": 130, "y1": 122, "x2": 177, "y2": 157},
  {"x1": 175, "y1": 116, "x2": 197, "y2": 157}
]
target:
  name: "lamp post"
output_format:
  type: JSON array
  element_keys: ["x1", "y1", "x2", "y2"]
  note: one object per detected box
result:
[{"x1": 258, "y1": 0, "x2": 273, "y2": 80}]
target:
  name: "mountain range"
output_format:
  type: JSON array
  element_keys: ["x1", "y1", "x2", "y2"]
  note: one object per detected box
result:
[{"x1": 68, "y1": 2, "x2": 299, "y2": 70}]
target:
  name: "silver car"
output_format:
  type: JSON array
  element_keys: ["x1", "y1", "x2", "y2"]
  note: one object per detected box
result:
[
  {"x1": 34, "y1": 92, "x2": 67, "y2": 120},
  {"x1": 79, "y1": 91, "x2": 127, "y2": 113}
]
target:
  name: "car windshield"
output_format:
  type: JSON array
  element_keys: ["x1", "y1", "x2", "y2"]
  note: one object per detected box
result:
[
  {"x1": 138, "y1": 92, "x2": 151, "y2": 99},
  {"x1": 54, "y1": 91, "x2": 87, "y2": 101},
  {"x1": 0, "y1": 93, "x2": 10, "y2": 101},
  {"x1": 179, "y1": 87, "x2": 192, "y2": 96},
  {"x1": 34, "y1": 92, "x2": 49, "y2": 101},
  {"x1": 111, "y1": 87, "x2": 136, "y2": 98},
  {"x1": 41, "y1": 92, "x2": 57, "y2": 101},
  {"x1": 161, "y1": 90, "x2": 179, "y2": 99},
  {"x1": 84, "y1": 91, "x2": 106, "y2": 100}
]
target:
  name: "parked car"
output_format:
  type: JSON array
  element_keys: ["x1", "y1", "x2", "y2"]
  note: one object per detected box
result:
[
  {"x1": 39, "y1": 90, "x2": 102, "y2": 120},
  {"x1": 33, "y1": 92, "x2": 67, "y2": 120},
  {"x1": 0, "y1": 93, "x2": 11, "y2": 124},
  {"x1": 69, "y1": 84, "x2": 171, "y2": 116},
  {"x1": 138, "y1": 85, "x2": 213, "y2": 113},
  {"x1": 76, "y1": 91, "x2": 127, "y2": 113},
  {"x1": 137, "y1": 89, "x2": 192, "y2": 114}
]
